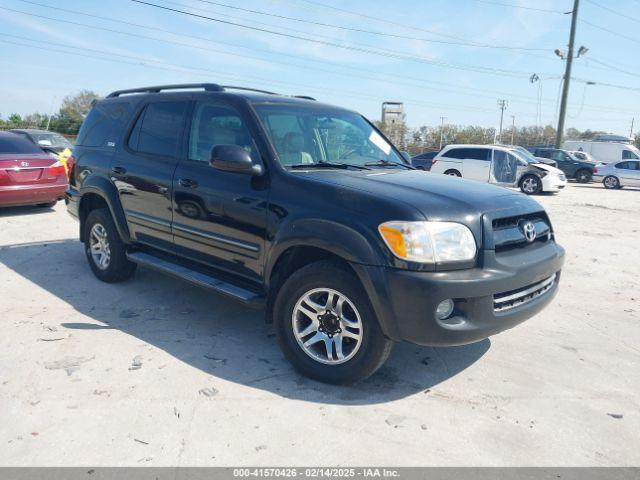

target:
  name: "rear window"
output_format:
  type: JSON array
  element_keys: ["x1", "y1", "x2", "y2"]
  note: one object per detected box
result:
[
  {"x1": 0, "y1": 134, "x2": 43, "y2": 154},
  {"x1": 76, "y1": 101, "x2": 131, "y2": 147}
]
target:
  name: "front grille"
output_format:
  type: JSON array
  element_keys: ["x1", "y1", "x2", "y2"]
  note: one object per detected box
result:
[
  {"x1": 493, "y1": 273, "x2": 557, "y2": 312},
  {"x1": 492, "y1": 211, "x2": 552, "y2": 252}
]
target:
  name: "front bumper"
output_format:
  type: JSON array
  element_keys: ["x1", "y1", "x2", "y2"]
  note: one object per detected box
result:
[
  {"x1": 354, "y1": 241, "x2": 565, "y2": 346},
  {"x1": 541, "y1": 175, "x2": 567, "y2": 192}
]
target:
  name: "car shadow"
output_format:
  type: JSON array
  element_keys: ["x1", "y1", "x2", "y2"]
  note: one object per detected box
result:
[
  {"x1": 0, "y1": 204, "x2": 57, "y2": 217},
  {"x1": 0, "y1": 239, "x2": 490, "y2": 405}
]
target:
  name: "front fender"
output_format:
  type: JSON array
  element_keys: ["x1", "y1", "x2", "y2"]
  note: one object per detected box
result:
[{"x1": 79, "y1": 175, "x2": 131, "y2": 243}]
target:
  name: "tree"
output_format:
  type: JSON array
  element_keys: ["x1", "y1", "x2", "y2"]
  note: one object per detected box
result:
[{"x1": 50, "y1": 90, "x2": 101, "y2": 135}]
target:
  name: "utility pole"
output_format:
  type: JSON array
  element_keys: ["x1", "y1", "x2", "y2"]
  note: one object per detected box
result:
[
  {"x1": 555, "y1": 0, "x2": 580, "y2": 148},
  {"x1": 631, "y1": 118, "x2": 635, "y2": 138},
  {"x1": 497, "y1": 100, "x2": 508, "y2": 143},
  {"x1": 439, "y1": 116, "x2": 446, "y2": 150},
  {"x1": 510, "y1": 115, "x2": 516, "y2": 145}
]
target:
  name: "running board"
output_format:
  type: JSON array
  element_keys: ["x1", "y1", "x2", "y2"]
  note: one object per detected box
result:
[{"x1": 126, "y1": 251, "x2": 265, "y2": 308}]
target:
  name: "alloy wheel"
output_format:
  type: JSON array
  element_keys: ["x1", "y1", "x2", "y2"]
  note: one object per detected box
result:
[
  {"x1": 89, "y1": 223, "x2": 111, "y2": 270},
  {"x1": 291, "y1": 288, "x2": 363, "y2": 365},
  {"x1": 522, "y1": 177, "x2": 538, "y2": 193}
]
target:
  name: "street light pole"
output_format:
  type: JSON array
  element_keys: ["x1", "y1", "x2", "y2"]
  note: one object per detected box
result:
[
  {"x1": 555, "y1": 0, "x2": 580, "y2": 148},
  {"x1": 439, "y1": 116, "x2": 446, "y2": 150},
  {"x1": 510, "y1": 115, "x2": 515, "y2": 145},
  {"x1": 497, "y1": 100, "x2": 508, "y2": 143}
]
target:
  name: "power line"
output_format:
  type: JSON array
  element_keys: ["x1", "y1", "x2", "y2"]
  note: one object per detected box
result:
[
  {"x1": 469, "y1": 0, "x2": 569, "y2": 14},
  {"x1": 190, "y1": 0, "x2": 550, "y2": 51},
  {"x1": 130, "y1": 0, "x2": 542, "y2": 78},
  {"x1": 585, "y1": 0, "x2": 640, "y2": 24},
  {"x1": 588, "y1": 58, "x2": 640, "y2": 79},
  {"x1": 578, "y1": 18, "x2": 640, "y2": 44},
  {"x1": 4, "y1": 2, "x2": 637, "y2": 116}
]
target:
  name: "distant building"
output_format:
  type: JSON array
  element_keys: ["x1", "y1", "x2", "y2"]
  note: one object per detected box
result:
[{"x1": 381, "y1": 102, "x2": 406, "y2": 148}]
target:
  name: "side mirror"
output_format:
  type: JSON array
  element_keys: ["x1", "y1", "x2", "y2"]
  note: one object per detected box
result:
[
  {"x1": 210, "y1": 144, "x2": 263, "y2": 176},
  {"x1": 400, "y1": 151, "x2": 412, "y2": 163}
]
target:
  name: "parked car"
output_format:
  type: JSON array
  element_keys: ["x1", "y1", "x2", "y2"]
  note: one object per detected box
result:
[
  {"x1": 0, "y1": 132, "x2": 67, "y2": 208},
  {"x1": 66, "y1": 83, "x2": 564, "y2": 384},
  {"x1": 530, "y1": 148, "x2": 595, "y2": 183},
  {"x1": 430, "y1": 144, "x2": 566, "y2": 195},
  {"x1": 411, "y1": 150, "x2": 439, "y2": 170},
  {"x1": 568, "y1": 150, "x2": 597, "y2": 163},
  {"x1": 562, "y1": 140, "x2": 640, "y2": 165},
  {"x1": 593, "y1": 160, "x2": 640, "y2": 189},
  {"x1": 9, "y1": 128, "x2": 73, "y2": 154}
]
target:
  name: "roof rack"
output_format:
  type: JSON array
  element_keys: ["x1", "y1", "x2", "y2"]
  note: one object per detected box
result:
[
  {"x1": 107, "y1": 83, "x2": 224, "y2": 98},
  {"x1": 293, "y1": 95, "x2": 316, "y2": 101},
  {"x1": 220, "y1": 85, "x2": 279, "y2": 95}
]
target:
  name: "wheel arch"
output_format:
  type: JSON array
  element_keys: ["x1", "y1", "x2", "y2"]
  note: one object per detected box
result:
[{"x1": 78, "y1": 177, "x2": 130, "y2": 243}]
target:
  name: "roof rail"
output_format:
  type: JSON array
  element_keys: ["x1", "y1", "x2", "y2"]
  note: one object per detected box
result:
[
  {"x1": 293, "y1": 95, "x2": 316, "y2": 101},
  {"x1": 221, "y1": 85, "x2": 279, "y2": 95},
  {"x1": 107, "y1": 83, "x2": 224, "y2": 98}
]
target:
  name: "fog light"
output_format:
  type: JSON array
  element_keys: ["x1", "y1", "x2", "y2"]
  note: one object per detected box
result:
[{"x1": 435, "y1": 299, "x2": 455, "y2": 320}]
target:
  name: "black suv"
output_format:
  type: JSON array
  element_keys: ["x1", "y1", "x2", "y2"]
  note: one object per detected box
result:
[
  {"x1": 531, "y1": 148, "x2": 595, "y2": 183},
  {"x1": 66, "y1": 84, "x2": 565, "y2": 384}
]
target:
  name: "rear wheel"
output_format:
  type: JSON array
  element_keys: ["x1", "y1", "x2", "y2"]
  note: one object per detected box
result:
[
  {"x1": 274, "y1": 260, "x2": 393, "y2": 384},
  {"x1": 444, "y1": 169, "x2": 461, "y2": 177},
  {"x1": 520, "y1": 174, "x2": 542, "y2": 195},
  {"x1": 603, "y1": 176, "x2": 620, "y2": 189},
  {"x1": 84, "y1": 208, "x2": 136, "y2": 283},
  {"x1": 575, "y1": 169, "x2": 592, "y2": 183}
]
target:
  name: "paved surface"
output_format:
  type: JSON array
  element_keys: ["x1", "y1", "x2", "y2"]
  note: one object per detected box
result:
[{"x1": 1, "y1": 183, "x2": 639, "y2": 466}]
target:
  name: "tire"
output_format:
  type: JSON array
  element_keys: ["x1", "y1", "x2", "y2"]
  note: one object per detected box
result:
[
  {"x1": 603, "y1": 176, "x2": 620, "y2": 189},
  {"x1": 273, "y1": 260, "x2": 393, "y2": 384},
  {"x1": 520, "y1": 174, "x2": 542, "y2": 195},
  {"x1": 36, "y1": 201, "x2": 57, "y2": 208},
  {"x1": 444, "y1": 169, "x2": 461, "y2": 177},
  {"x1": 575, "y1": 169, "x2": 592, "y2": 183},
  {"x1": 84, "y1": 208, "x2": 136, "y2": 283}
]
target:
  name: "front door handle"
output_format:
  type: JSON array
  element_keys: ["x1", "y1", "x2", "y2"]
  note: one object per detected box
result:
[
  {"x1": 179, "y1": 178, "x2": 198, "y2": 188},
  {"x1": 111, "y1": 166, "x2": 126, "y2": 175}
]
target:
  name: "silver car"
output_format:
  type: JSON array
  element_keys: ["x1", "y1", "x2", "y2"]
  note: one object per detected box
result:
[{"x1": 593, "y1": 160, "x2": 640, "y2": 189}]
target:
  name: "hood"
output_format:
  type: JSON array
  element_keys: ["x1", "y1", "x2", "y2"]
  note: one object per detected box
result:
[
  {"x1": 531, "y1": 163, "x2": 564, "y2": 175},
  {"x1": 298, "y1": 169, "x2": 543, "y2": 222}
]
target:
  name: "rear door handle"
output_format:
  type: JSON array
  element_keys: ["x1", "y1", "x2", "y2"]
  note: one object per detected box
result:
[
  {"x1": 111, "y1": 166, "x2": 126, "y2": 175},
  {"x1": 179, "y1": 178, "x2": 198, "y2": 188}
]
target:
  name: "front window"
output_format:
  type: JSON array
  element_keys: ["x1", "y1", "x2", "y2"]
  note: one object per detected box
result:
[
  {"x1": 622, "y1": 150, "x2": 639, "y2": 160},
  {"x1": 513, "y1": 147, "x2": 539, "y2": 164},
  {"x1": 254, "y1": 105, "x2": 405, "y2": 168}
]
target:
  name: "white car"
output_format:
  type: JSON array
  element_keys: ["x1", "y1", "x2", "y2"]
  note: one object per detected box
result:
[
  {"x1": 430, "y1": 144, "x2": 567, "y2": 195},
  {"x1": 593, "y1": 160, "x2": 640, "y2": 189}
]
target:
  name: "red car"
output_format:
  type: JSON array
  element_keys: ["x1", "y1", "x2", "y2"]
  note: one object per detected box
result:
[{"x1": 0, "y1": 132, "x2": 68, "y2": 208}]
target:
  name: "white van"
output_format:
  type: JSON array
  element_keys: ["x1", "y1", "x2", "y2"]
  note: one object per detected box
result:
[
  {"x1": 562, "y1": 140, "x2": 640, "y2": 164},
  {"x1": 430, "y1": 144, "x2": 566, "y2": 195}
]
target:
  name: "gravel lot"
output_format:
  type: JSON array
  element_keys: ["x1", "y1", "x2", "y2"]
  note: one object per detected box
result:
[{"x1": 1, "y1": 182, "x2": 638, "y2": 466}]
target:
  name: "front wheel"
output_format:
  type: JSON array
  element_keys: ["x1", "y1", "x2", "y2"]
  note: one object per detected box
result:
[
  {"x1": 603, "y1": 176, "x2": 620, "y2": 189},
  {"x1": 273, "y1": 260, "x2": 393, "y2": 384},
  {"x1": 520, "y1": 174, "x2": 542, "y2": 195},
  {"x1": 84, "y1": 208, "x2": 137, "y2": 283},
  {"x1": 575, "y1": 169, "x2": 592, "y2": 183},
  {"x1": 444, "y1": 169, "x2": 461, "y2": 177}
]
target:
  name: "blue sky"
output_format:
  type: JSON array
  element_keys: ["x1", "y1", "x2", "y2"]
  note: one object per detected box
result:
[{"x1": 0, "y1": 0, "x2": 638, "y2": 134}]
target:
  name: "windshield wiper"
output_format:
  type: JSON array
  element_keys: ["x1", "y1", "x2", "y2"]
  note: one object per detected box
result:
[
  {"x1": 364, "y1": 159, "x2": 414, "y2": 169},
  {"x1": 288, "y1": 161, "x2": 370, "y2": 170}
]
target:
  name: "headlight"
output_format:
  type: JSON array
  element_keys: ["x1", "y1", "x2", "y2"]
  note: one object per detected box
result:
[{"x1": 378, "y1": 221, "x2": 476, "y2": 263}]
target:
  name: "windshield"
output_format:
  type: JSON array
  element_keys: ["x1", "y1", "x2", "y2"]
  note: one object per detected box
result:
[
  {"x1": 254, "y1": 105, "x2": 406, "y2": 168},
  {"x1": 31, "y1": 133, "x2": 72, "y2": 148},
  {"x1": 512, "y1": 147, "x2": 540, "y2": 164}
]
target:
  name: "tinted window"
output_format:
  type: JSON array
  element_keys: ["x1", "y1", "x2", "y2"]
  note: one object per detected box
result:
[
  {"x1": 0, "y1": 134, "x2": 43, "y2": 154},
  {"x1": 443, "y1": 148, "x2": 488, "y2": 160},
  {"x1": 132, "y1": 101, "x2": 189, "y2": 157},
  {"x1": 622, "y1": 150, "x2": 639, "y2": 160},
  {"x1": 77, "y1": 102, "x2": 130, "y2": 147},
  {"x1": 535, "y1": 149, "x2": 552, "y2": 159},
  {"x1": 615, "y1": 162, "x2": 630, "y2": 169},
  {"x1": 188, "y1": 103, "x2": 257, "y2": 162}
]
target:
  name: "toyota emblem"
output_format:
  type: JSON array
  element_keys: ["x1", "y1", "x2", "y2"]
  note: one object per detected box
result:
[{"x1": 520, "y1": 221, "x2": 537, "y2": 243}]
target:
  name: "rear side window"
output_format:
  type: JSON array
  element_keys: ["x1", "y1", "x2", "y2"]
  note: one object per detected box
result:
[
  {"x1": 76, "y1": 102, "x2": 131, "y2": 147},
  {"x1": 0, "y1": 134, "x2": 42, "y2": 154},
  {"x1": 444, "y1": 148, "x2": 489, "y2": 160},
  {"x1": 615, "y1": 162, "x2": 630, "y2": 169},
  {"x1": 622, "y1": 150, "x2": 639, "y2": 160},
  {"x1": 128, "y1": 101, "x2": 189, "y2": 157}
]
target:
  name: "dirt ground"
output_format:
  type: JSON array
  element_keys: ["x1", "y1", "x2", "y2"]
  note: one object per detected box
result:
[{"x1": 0, "y1": 182, "x2": 638, "y2": 466}]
